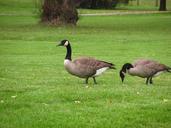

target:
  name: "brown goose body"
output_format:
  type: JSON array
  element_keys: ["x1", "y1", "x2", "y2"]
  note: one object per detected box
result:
[
  {"x1": 58, "y1": 40, "x2": 115, "y2": 84},
  {"x1": 130, "y1": 59, "x2": 170, "y2": 78},
  {"x1": 120, "y1": 59, "x2": 171, "y2": 84},
  {"x1": 64, "y1": 57, "x2": 114, "y2": 78}
]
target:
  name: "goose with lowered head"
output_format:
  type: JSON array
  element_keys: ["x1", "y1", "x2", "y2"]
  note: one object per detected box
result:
[{"x1": 120, "y1": 59, "x2": 171, "y2": 85}]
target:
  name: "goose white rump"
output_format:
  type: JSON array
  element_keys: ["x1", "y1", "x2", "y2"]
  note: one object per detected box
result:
[{"x1": 94, "y1": 67, "x2": 109, "y2": 77}]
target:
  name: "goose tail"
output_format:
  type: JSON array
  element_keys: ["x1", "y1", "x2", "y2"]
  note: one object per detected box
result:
[
  {"x1": 110, "y1": 65, "x2": 116, "y2": 69},
  {"x1": 106, "y1": 62, "x2": 116, "y2": 69},
  {"x1": 99, "y1": 60, "x2": 116, "y2": 69}
]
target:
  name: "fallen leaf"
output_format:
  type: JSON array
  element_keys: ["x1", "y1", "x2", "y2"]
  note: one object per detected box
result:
[
  {"x1": 163, "y1": 99, "x2": 168, "y2": 103},
  {"x1": 0, "y1": 100, "x2": 4, "y2": 103},
  {"x1": 11, "y1": 95, "x2": 17, "y2": 99},
  {"x1": 74, "y1": 100, "x2": 81, "y2": 104}
]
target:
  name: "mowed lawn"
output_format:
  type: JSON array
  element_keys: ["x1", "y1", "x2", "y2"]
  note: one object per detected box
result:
[{"x1": 0, "y1": 1, "x2": 171, "y2": 128}]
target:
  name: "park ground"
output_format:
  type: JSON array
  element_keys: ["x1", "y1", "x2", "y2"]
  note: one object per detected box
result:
[{"x1": 0, "y1": 0, "x2": 171, "y2": 128}]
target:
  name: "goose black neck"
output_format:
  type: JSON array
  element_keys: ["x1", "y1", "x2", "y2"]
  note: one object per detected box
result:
[
  {"x1": 121, "y1": 66, "x2": 127, "y2": 73},
  {"x1": 65, "y1": 44, "x2": 72, "y2": 60}
]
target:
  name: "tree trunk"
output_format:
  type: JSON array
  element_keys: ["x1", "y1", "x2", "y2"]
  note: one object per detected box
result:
[
  {"x1": 41, "y1": 0, "x2": 78, "y2": 25},
  {"x1": 125, "y1": 0, "x2": 129, "y2": 4},
  {"x1": 90, "y1": 0, "x2": 97, "y2": 9},
  {"x1": 159, "y1": 0, "x2": 167, "y2": 11},
  {"x1": 155, "y1": 0, "x2": 158, "y2": 7},
  {"x1": 137, "y1": 0, "x2": 140, "y2": 6}
]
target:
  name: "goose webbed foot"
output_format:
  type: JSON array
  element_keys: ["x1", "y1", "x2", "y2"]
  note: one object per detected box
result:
[{"x1": 93, "y1": 77, "x2": 97, "y2": 84}]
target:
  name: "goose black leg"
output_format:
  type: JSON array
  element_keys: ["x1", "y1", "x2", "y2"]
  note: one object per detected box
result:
[
  {"x1": 93, "y1": 77, "x2": 97, "y2": 84},
  {"x1": 85, "y1": 77, "x2": 89, "y2": 84},
  {"x1": 146, "y1": 77, "x2": 150, "y2": 85},
  {"x1": 149, "y1": 77, "x2": 153, "y2": 84}
]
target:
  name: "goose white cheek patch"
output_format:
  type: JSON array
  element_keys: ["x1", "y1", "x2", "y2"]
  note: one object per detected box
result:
[
  {"x1": 64, "y1": 41, "x2": 69, "y2": 46},
  {"x1": 122, "y1": 71, "x2": 126, "y2": 75}
]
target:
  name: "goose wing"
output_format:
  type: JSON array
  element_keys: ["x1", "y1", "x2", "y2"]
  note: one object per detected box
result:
[
  {"x1": 133, "y1": 59, "x2": 154, "y2": 67},
  {"x1": 146, "y1": 62, "x2": 169, "y2": 72},
  {"x1": 136, "y1": 60, "x2": 170, "y2": 76},
  {"x1": 73, "y1": 57, "x2": 114, "y2": 70}
]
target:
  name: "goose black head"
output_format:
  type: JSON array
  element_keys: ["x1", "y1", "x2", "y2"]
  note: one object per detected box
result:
[
  {"x1": 58, "y1": 39, "x2": 72, "y2": 60},
  {"x1": 120, "y1": 63, "x2": 133, "y2": 83},
  {"x1": 58, "y1": 40, "x2": 70, "y2": 47}
]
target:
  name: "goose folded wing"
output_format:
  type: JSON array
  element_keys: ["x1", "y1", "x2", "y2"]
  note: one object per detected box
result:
[
  {"x1": 145, "y1": 62, "x2": 168, "y2": 75},
  {"x1": 73, "y1": 57, "x2": 114, "y2": 70},
  {"x1": 133, "y1": 59, "x2": 155, "y2": 67}
]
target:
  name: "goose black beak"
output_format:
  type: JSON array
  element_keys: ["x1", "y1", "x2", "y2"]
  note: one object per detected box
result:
[{"x1": 57, "y1": 43, "x2": 62, "y2": 47}]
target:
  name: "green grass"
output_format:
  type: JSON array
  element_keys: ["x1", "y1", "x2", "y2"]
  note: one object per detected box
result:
[
  {"x1": 0, "y1": 1, "x2": 171, "y2": 128},
  {"x1": 0, "y1": 0, "x2": 38, "y2": 15}
]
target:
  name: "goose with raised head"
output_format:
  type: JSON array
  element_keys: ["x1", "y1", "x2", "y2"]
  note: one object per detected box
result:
[
  {"x1": 58, "y1": 40, "x2": 115, "y2": 84},
  {"x1": 120, "y1": 59, "x2": 171, "y2": 85}
]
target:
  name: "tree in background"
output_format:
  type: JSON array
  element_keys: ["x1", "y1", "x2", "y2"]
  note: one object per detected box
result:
[
  {"x1": 79, "y1": 0, "x2": 119, "y2": 9},
  {"x1": 159, "y1": 0, "x2": 166, "y2": 11},
  {"x1": 137, "y1": 0, "x2": 140, "y2": 6},
  {"x1": 74, "y1": 0, "x2": 130, "y2": 9},
  {"x1": 41, "y1": 0, "x2": 78, "y2": 25}
]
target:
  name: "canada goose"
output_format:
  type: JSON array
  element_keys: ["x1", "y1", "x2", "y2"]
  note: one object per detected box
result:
[
  {"x1": 57, "y1": 40, "x2": 115, "y2": 84},
  {"x1": 120, "y1": 59, "x2": 171, "y2": 85}
]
